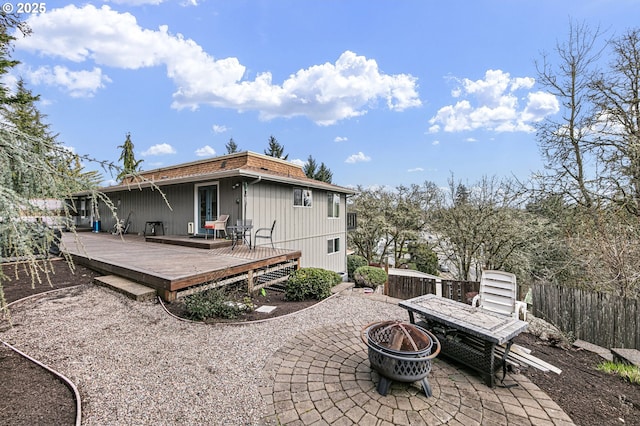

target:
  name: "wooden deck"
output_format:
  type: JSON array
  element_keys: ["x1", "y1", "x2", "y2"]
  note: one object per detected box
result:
[{"x1": 61, "y1": 233, "x2": 301, "y2": 301}]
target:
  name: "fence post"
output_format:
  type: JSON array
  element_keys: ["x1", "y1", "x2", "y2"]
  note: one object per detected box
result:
[{"x1": 436, "y1": 278, "x2": 442, "y2": 297}]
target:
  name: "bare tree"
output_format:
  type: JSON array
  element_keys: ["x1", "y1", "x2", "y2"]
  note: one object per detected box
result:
[
  {"x1": 534, "y1": 21, "x2": 604, "y2": 209},
  {"x1": 590, "y1": 28, "x2": 640, "y2": 217},
  {"x1": 347, "y1": 182, "x2": 440, "y2": 264},
  {"x1": 347, "y1": 185, "x2": 391, "y2": 263},
  {"x1": 431, "y1": 176, "x2": 533, "y2": 281}
]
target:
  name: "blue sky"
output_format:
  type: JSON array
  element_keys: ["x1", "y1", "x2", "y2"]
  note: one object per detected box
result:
[{"x1": 8, "y1": 0, "x2": 640, "y2": 188}]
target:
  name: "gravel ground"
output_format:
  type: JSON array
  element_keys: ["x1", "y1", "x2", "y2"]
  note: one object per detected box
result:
[{"x1": 1, "y1": 284, "x2": 405, "y2": 425}]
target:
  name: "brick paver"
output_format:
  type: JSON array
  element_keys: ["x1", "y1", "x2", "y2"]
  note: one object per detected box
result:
[{"x1": 260, "y1": 321, "x2": 575, "y2": 425}]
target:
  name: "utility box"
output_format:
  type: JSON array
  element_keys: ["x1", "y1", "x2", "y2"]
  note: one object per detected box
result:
[{"x1": 187, "y1": 222, "x2": 194, "y2": 234}]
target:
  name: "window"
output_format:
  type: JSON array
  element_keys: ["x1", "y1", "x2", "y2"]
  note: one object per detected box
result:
[
  {"x1": 328, "y1": 237, "x2": 340, "y2": 254},
  {"x1": 328, "y1": 193, "x2": 340, "y2": 218},
  {"x1": 294, "y1": 188, "x2": 312, "y2": 207}
]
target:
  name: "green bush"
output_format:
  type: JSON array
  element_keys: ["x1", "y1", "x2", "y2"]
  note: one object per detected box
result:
[
  {"x1": 183, "y1": 288, "x2": 249, "y2": 320},
  {"x1": 353, "y1": 266, "x2": 387, "y2": 289},
  {"x1": 347, "y1": 255, "x2": 368, "y2": 281},
  {"x1": 286, "y1": 267, "x2": 341, "y2": 301}
]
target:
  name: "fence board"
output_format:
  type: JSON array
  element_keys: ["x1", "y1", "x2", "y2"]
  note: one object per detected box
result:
[
  {"x1": 532, "y1": 283, "x2": 639, "y2": 349},
  {"x1": 441, "y1": 280, "x2": 480, "y2": 303},
  {"x1": 387, "y1": 275, "x2": 436, "y2": 299},
  {"x1": 386, "y1": 275, "x2": 479, "y2": 303}
]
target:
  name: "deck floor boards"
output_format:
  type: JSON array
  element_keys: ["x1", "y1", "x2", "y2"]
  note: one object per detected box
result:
[{"x1": 61, "y1": 233, "x2": 301, "y2": 299}]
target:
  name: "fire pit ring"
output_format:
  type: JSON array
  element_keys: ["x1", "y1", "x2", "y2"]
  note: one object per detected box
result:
[{"x1": 361, "y1": 321, "x2": 441, "y2": 397}]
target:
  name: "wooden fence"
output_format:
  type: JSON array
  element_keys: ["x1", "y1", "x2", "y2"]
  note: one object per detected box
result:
[
  {"x1": 531, "y1": 283, "x2": 639, "y2": 350},
  {"x1": 386, "y1": 274, "x2": 480, "y2": 303}
]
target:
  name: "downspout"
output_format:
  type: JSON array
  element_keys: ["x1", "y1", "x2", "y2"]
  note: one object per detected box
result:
[{"x1": 243, "y1": 175, "x2": 262, "y2": 221}]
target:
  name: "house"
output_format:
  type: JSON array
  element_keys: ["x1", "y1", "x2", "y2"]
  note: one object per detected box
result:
[{"x1": 90, "y1": 151, "x2": 355, "y2": 275}]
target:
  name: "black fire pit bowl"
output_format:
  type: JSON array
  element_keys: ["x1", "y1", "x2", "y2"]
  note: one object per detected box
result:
[{"x1": 361, "y1": 321, "x2": 441, "y2": 397}]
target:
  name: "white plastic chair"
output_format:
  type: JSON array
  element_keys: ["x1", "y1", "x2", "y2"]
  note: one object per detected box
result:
[{"x1": 472, "y1": 270, "x2": 528, "y2": 320}]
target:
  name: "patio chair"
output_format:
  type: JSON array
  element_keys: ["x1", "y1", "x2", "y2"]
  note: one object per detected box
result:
[
  {"x1": 204, "y1": 214, "x2": 229, "y2": 239},
  {"x1": 472, "y1": 270, "x2": 528, "y2": 320},
  {"x1": 254, "y1": 220, "x2": 276, "y2": 249}
]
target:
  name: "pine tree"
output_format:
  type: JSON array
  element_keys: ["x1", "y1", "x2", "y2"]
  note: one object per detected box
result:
[
  {"x1": 225, "y1": 137, "x2": 239, "y2": 154},
  {"x1": 303, "y1": 155, "x2": 318, "y2": 178},
  {"x1": 315, "y1": 162, "x2": 333, "y2": 183},
  {"x1": 117, "y1": 132, "x2": 143, "y2": 181},
  {"x1": 303, "y1": 155, "x2": 333, "y2": 183},
  {"x1": 0, "y1": 12, "x2": 30, "y2": 107},
  {"x1": 2, "y1": 78, "x2": 57, "y2": 194},
  {"x1": 264, "y1": 135, "x2": 288, "y2": 160}
]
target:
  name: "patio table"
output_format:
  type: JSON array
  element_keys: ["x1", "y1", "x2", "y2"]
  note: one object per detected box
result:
[
  {"x1": 399, "y1": 294, "x2": 528, "y2": 387},
  {"x1": 227, "y1": 224, "x2": 253, "y2": 250}
]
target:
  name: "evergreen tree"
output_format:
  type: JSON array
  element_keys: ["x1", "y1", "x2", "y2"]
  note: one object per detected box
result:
[
  {"x1": 303, "y1": 155, "x2": 333, "y2": 183},
  {"x1": 264, "y1": 135, "x2": 288, "y2": 160},
  {"x1": 3, "y1": 78, "x2": 58, "y2": 194},
  {"x1": 0, "y1": 12, "x2": 30, "y2": 107},
  {"x1": 225, "y1": 137, "x2": 239, "y2": 154},
  {"x1": 117, "y1": 132, "x2": 143, "y2": 181},
  {"x1": 303, "y1": 155, "x2": 318, "y2": 178},
  {"x1": 315, "y1": 162, "x2": 333, "y2": 183}
]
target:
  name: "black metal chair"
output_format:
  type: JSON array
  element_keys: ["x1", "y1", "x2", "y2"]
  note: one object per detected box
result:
[{"x1": 254, "y1": 220, "x2": 276, "y2": 249}]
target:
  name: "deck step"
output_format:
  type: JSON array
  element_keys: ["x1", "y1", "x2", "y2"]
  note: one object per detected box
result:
[{"x1": 94, "y1": 275, "x2": 157, "y2": 302}]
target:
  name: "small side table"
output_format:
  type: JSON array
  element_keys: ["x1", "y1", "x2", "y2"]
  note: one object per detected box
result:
[{"x1": 144, "y1": 221, "x2": 165, "y2": 237}]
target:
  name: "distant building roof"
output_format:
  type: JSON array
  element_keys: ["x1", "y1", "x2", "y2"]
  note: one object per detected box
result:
[{"x1": 100, "y1": 151, "x2": 355, "y2": 194}]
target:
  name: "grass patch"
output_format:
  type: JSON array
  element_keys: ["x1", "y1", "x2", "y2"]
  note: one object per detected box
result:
[{"x1": 597, "y1": 361, "x2": 640, "y2": 385}]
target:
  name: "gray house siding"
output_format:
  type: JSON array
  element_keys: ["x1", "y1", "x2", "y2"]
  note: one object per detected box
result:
[
  {"x1": 97, "y1": 183, "x2": 190, "y2": 235},
  {"x1": 245, "y1": 181, "x2": 347, "y2": 273},
  {"x1": 98, "y1": 181, "x2": 237, "y2": 236},
  {"x1": 97, "y1": 177, "x2": 348, "y2": 274}
]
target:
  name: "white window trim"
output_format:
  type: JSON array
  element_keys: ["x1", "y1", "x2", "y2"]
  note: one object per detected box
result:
[
  {"x1": 327, "y1": 237, "x2": 340, "y2": 254},
  {"x1": 328, "y1": 193, "x2": 340, "y2": 218},
  {"x1": 294, "y1": 187, "x2": 313, "y2": 208}
]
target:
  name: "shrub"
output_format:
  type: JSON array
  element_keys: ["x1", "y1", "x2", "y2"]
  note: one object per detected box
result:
[
  {"x1": 286, "y1": 267, "x2": 341, "y2": 301},
  {"x1": 347, "y1": 255, "x2": 368, "y2": 281},
  {"x1": 183, "y1": 287, "x2": 249, "y2": 320},
  {"x1": 353, "y1": 266, "x2": 387, "y2": 289}
]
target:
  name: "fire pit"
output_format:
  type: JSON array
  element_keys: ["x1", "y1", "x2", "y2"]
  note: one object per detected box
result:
[{"x1": 361, "y1": 321, "x2": 440, "y2": 397}]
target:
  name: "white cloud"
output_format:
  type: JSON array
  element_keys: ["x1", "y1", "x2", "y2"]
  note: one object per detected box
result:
[
  {"x1": 429, "y1": 69, "x2": 558, "y2": 133},
  {"x1": 195, "y1": 145, "x2": 215, "y2": 157},
  {"x1": 522, "y1": 91, "x2": 559, "y2": 122},
  {"x1": 212, "y1": 124, "x2": 228, "y2": 133},
  {"x1": 334, "y1": 136, "x2": 348, "y2": 143},
  {"x1": 290, "y1": 158, "x2": 306, "y2": 167},
  {"x1": 432, "y1": 140, "x2": 440, "y2": 145},
  {"x1": 465, "y1": 137, "x2": 477, "y2": 142},
  {"x1": 345, "y1": 151, "x2": 371, "y2": 164},
  {"x1": 17, "y1": 6, "x2": 420, "y2": 125},
  {"x1": 408, "y1": 167, "x2": 424, "y2": 173},
  {"x1": 142, "y1": 143, "x2": 176, "y2": 156},
  {"x1": 25, "y1": 65, "x2": 111, "y2": 97}
]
